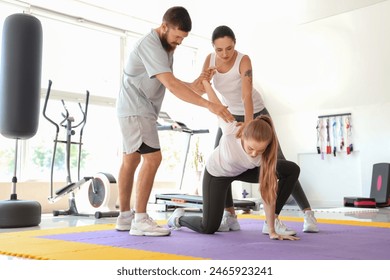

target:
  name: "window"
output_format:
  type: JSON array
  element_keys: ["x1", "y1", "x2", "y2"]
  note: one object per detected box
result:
[
  {"x1": 16, "y1": 12, "x2": 122, "y2": 183},
  {"x1": 26, "y1": 98, "x2": 123, "y2": 182},
  {"x1": 0, "y1": 0, "x2": 212, "y2": 188},
  {"x1": 1, "y1": 2, "x2": 124, "y2": 183},
  {"x1": 39, "y1": 16, "x2": 121, "y2": 98}
]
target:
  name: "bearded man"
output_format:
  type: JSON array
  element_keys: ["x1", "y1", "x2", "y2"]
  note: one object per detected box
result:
[{"x1": 115, "y1": 6, "x2": 233, "y2": 236}]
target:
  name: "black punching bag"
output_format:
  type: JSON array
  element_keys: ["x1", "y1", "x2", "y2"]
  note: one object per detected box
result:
[
  {"x1": 0, "y1": 13, "x2": 43, "y2": 139},
  {"x1": 0, "y1": 13, "x2": 42, "y2": 228}
]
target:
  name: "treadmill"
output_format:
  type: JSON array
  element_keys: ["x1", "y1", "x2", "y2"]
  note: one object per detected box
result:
[
  {"x1": 155, "y1": 112, "x2": 256, "y2": 212},
  {"x1": 155, "y1": 193, "x2": 256, "y2": 212}
]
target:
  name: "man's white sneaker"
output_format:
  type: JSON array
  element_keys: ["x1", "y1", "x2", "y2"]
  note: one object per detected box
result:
[
  {"x1": 115, "y1": 210, "x2": 135, "y2": 231},
  {"x1": 218, "y1": 211, "x2": 241, "y2": 232},
  {"x1": 130, "y1": 215, "x2": 171, "y2": 236},
  {"x1": 167, "y1": 208, "x2": 185, "y2": 229},
  {"x1": 303, "y1": 210, "x2": 319, "y2": 233},
  {"x1": 262, "y1": 218, "x2": 297, "y2": 236}
]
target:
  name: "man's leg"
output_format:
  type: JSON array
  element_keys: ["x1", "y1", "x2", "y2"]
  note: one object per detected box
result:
[
  {"x1": 130, "y1": 149, "x2": 170, "y2": 236},
  {"x1": 115, "y1": 152, "x2": 140, "y2": 231},
  {"x1": 118, "y1": 152, "x2": 141, "y2": 212},
  {"x1": 135, "y1": 150, "x2": 162, "y2": 213}
]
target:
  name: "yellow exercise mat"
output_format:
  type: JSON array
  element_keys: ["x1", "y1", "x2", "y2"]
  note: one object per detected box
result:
[{"x1": 0, "y1": 223, "x2": 205, "y2": 260}]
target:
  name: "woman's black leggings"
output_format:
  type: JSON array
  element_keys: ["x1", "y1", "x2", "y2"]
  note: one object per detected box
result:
[
  {"x1": 213, "y1": 107, "x2": 311, "y2": 211},
  {"x1": 178, "y1": 159, "x2": 300, "y2": 234}
]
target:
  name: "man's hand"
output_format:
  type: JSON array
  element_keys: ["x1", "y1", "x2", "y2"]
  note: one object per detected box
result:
[
  {"x1": 207, "y1": 102, "x2": 234, "y2": 123},
  {"x1": 190, "y1": 77, "x2": 205, "y2": 95}
]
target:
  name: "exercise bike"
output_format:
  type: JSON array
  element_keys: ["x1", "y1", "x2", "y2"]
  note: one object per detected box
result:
[{"x1": 42, "y1": 80, "x2": 119, "y2": 219}]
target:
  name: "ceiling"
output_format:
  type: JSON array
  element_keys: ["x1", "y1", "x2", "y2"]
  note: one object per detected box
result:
[{"x1": 26, "y1": 0, "x2": 387, "y2": 38}]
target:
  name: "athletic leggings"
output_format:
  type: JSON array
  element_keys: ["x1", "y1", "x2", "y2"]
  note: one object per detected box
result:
[
  {"x1": 178, "y1": 159, "x2": 300, "y2": 234},
  {"x1": 213, "y1": 107, "x2": 311, "y2": 211}
]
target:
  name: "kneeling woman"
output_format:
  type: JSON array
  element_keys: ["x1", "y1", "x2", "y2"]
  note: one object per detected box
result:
[{"x1": 168, "y1": 115, "x2": 300, "y2": 241}]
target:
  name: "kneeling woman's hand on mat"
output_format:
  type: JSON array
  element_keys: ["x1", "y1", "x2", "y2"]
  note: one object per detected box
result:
[{"x1": 269, "y1": 233, "x2": 300, "y2": 241}]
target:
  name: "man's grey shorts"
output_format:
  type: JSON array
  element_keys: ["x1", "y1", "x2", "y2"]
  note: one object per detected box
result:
[{"x1": 118, "y1": 116, "x2": 160, "y2": 154}]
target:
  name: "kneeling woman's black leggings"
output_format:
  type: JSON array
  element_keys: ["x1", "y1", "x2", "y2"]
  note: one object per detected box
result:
[{"x1": 178, "y1": 159, "x2": 300, "y2": 234}]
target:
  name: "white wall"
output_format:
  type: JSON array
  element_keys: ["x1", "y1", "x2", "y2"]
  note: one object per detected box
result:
[
  {"x1": 4, "y1": 0, "x2": 389, "y2": 208},
  {"x1": 247, "y1": 1, "x2": 390, "y2": 206}
]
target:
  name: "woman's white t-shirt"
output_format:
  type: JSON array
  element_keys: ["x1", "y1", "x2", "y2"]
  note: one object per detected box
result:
[{"x1": 206, "y1": 119, "x2": 261, "y2": 177}]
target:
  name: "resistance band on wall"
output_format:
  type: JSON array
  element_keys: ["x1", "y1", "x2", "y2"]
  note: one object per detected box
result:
[{"x1": 316, "y1": 113, "x2": 352, "y2": 159}]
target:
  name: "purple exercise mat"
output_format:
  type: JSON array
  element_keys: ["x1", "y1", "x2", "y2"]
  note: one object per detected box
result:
[{"x1": 39, "y1": 219, "x2": 390, "y2": 260}]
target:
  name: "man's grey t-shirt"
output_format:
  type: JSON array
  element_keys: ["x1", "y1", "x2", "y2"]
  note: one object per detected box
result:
[{"x1": 116, "y1": 29, "x2": 173, "y2": 119}]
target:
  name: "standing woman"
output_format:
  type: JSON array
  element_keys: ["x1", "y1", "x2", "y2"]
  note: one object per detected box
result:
[
  {"x1": 168, "y1": 114, "x2": 300, "y2": 241},
  {"x1": 201, "y1": 25, "x2": 318, "y2": 233}
]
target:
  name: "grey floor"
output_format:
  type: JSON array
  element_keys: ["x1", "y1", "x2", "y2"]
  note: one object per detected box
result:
[{"x1": 1, "y1": 202, "x2": 390, "y2": 260}]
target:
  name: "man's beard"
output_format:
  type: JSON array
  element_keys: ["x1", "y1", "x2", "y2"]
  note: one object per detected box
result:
[{"x1": 160, "y1": 32, "x2": 176, "y2": 52}]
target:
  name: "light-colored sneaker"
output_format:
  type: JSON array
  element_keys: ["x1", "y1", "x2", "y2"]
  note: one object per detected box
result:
[
  {"x1": 115, "y1": 210, "x2": 135, "y2": 231},
  {"x1": 262, "y1": 218, "x2": 297, "y2": 236},
  {"x1": 218, "y1": 211, "x2": 241, "y2": 232},
  {"x1": 130, "y1": 215, "x2": 171, "y2": 236},
  {"x1": 167, "y1": 208, "x2": 185, "y2": 229},
  {"x1": 303, "y1": 210, "x2": 319, "y2": 233}
]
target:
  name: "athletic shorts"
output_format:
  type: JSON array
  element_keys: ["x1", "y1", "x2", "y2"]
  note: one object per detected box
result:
[{"x1": 118, "y1": 116, "x2": 160, "y2": 154}]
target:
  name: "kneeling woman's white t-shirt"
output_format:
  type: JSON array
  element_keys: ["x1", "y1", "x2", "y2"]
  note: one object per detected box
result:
[{"x1": 206, "y1": 119, "x2": 261, "y2": 177}]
